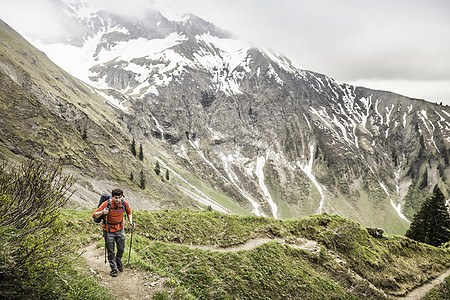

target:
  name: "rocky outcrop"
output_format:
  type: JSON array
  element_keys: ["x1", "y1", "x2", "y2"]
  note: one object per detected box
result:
[{"x1": 367, "y1": 227, "x2": 384, "y2": 239}]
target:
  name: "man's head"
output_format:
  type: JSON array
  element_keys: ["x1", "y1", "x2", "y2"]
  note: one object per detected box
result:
[{"x1": 111, "y1": 188, "x2": 124, "y2": 204}]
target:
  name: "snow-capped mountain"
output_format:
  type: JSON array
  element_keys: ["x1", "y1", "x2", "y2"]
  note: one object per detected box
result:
[
  {"x1": 5, "y1": 0, "x2": 450, "y2": 234},
  {"x1": 32, "y1": 0, "x2": 301, "y2": 109}
]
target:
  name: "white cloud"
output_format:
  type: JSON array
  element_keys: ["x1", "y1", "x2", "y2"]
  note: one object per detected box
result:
[
  {"x1": 0, "y1": 0, "x2": 449, "y2": 105},
  {"x1": 170, "y1": 0, "x2": 450, "y2": 105},
  {"x1": 0, "y1": 0, "x2": 67, "y2": 41},
  {"x1": 348, "y1": 79, "x2": 450, "y2": 105},
  {"x1": 86, "y1": 0, "x2": 157, "y2": 18}
]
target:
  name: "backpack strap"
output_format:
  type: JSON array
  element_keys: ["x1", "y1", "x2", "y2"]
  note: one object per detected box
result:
[
  {"x1": 106, "y1": 198, "x2": 126, "y2": 232},
  {"x1": 105, "y1": 198, "x2": 112, "y2": 231},
  {"x1": 102, "y1": 197, "x2": 112, "y2": 225}
]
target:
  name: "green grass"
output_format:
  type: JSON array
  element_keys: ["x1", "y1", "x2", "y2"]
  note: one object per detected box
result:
[
  {"x1": 137, "y1": 240, "x2": 356, "y2": 299},
  {"x1": 3, "y1": 207, "x2": 449, "y2": 299},
  {"x1": 64, "y1": 209, "x2": 449, "y2": 299},
  {"x1": 0, "y1": 261, "x2": 114, "y2": 300},
  {"x1": 423, "y1": 276, "x2": 450, "y2": 300}
]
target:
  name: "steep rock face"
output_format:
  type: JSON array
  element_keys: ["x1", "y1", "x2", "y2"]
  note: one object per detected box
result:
[
  {"x1": 0, "y1": 19, "x2": 200, "y2": 211},
  {"x1": 11, "y1": 0, "x2": 450, "y2": 233},
  {"x1": 127, "y1": 40, "x2": 449, "y2": 233}
]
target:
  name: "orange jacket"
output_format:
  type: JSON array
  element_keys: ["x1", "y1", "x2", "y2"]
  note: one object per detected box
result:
[{"x1": 93, "y1": 199, "x2": 132, "y2": 232}]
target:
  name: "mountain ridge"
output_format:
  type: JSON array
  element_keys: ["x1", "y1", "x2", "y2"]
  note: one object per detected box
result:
[{"x1": 0, "y1": 0, "x2": 449, "y2": 235}]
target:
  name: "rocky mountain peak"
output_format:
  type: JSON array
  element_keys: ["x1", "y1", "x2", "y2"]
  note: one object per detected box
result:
[{"x1": 1, "y1": 0, "x2": 449, "y2": 235}]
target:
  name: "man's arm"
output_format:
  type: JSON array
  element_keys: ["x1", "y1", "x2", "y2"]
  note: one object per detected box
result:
[
  {"x1": 125, "y1": 201, "x2": 135, "y2": 228},
  {"x1": 92, "y1": 202, "x2": 109, "y2": 219},
  {"x1": 128, "y1": 214, "x2": 135, "y2": 228},
  {"x1": 93, "y1": 209, "x2": 108, "y2": 218}
]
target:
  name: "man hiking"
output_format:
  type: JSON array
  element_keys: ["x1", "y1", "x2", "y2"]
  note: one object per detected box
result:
[{"x1": 92, "y1": 188, "x2": 135, "y2": 277}]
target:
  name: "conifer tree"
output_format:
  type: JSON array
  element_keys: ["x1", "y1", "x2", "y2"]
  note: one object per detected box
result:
[
  {"x1": 82, "y1": 128, "x2": 87, "y2": 140},
  {"x1": 131, "y1": 138, "x2": 137, "y2": 157},
  {"x1": 155, "y1": 161, "x2": 161, "y2": 175},
  {"x1": 139, "y1": 170, "x2": 145, "y2": 189},
  {"x1": 165, "y1": 169, "x2": 169, "y2": 181},
  {"x1": 139, "y1": 144, "x2": 144, "y2": 161},
  {"x1": 405, "y1": 185, "x2": 450, "y2": 246}
]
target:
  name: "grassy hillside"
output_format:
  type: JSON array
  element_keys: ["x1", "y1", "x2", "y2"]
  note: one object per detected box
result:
[
  {"x1": 66, "y1": 209, "x2": 450, "y2": 299},
  {"x1": 0, "y1": 158, "x2": 448, "y2": 299}
]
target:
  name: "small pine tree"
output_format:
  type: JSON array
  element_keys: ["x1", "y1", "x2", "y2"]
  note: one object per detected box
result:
[
  {"x1": 139, "y1": 144, "x2": 144, "y2": 161},
  {"x1": 165, "y1": 169, "x2": 169, "y2": 181},
  {"x1": 131, "y1": 138, "x2": 137, "y2": 157},
  {"x1": 129, "y1": 172, "x2": 134, "y2": 181},
  {"x1": 139, "y1": 170, "x2": 145, "y2": 189},
  {"x1": 155, "y1": 161, "x2": 161, "y2": 175},
  {"x1": 405, "y1": 185, "x2": 450, "y2": 246},
  {"x1": 419, "y1": 169, "x2": 428, "y2": 189},
  {"x1": 82, "y1": 128, "x2": 87, "y2": 140}
]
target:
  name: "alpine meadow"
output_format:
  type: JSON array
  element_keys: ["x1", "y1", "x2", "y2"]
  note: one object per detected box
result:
[{"x1": 0, "y1": 0, "x2": 449, "y2": 299}]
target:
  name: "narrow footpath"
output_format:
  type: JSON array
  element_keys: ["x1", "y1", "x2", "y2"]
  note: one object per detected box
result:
[
  {"x1": 393, "y1": 268, "x2": 450, "y2": 300},
  {"x1": 81, "y1": 244, "x2": 164, "y2": 300},
  {"x1": 81, "y1": 240, "x2": 449, "y2": 300}
]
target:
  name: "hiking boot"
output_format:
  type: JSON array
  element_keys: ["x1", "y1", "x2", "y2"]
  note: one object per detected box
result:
[
  {"x1": 110, "y1": 269, "x2": 118, "y2": 277},
  {"x1": 117, "y1": 260, "x2": 123, "y2": 272}
]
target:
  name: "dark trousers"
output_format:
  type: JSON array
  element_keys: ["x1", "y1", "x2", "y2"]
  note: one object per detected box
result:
[{"x1": 104, "y1": 228, "x2": 125, "y2": 270}]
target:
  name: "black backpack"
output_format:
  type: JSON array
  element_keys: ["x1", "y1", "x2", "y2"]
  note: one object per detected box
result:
[{"x1": 94, "y1": 194, "x2": 111, "y2": 223}]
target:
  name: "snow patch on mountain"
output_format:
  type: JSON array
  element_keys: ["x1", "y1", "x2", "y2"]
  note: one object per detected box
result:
[
  {"x1": 96, "y1": 90, "x2": 129, "y2": 112},
  {"x1": 341, "y1": 84, "x2": 357, "y2": 112},
  {"x1": 263, "y1": 49, "x2": 300, "y2": 75},
  {"x1": 384, "y1": 104, "x2": 395, "y2": 138},
  {"x1": 196, "y1": 33, "x2": 249, "y2": 70},
  {"x1": 155, "y1": 156, "x2": 230, "y2": 213},
  {"x1": 100, "y1": 33, "x2": 186, "y2": 62},
  {"x1": 256, "y1": 155, "x2": 278, "y2": 218},
  {"x1": 32, "y1": 29, "x2": 188, "y2": 99},
  {"x1": 193, "y1": 33, "x2": 253, "y2": 95},
  {"x1": 150, "y1": 114, "x2": 165, "y2": 140},
  {"x1": 379, "y1": 182, "x2": 409, "y2": 222},
  {"x1": 297, "y1": 145, "x2": 325, "y2": 214},
  {"x1": 357, "y1": 95, "x2": 372, "y2": 128},
  {"x1": 420, "y1": 110, "x2": 435, "y2": 133},
  {"x1": 219, "y1": 152, "x2": 262, "y2": 216},
  {"x1": 310, "y1": 107, "x2": 341, "y2": 139},
  {"x1": 310, "y1": 107, "x2": 357, "y2": 148},
  {"x1": 32, "y1": 30, "x2": 103, "y2": 83}
]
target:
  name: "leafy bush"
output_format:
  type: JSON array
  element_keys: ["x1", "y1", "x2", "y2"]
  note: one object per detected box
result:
[
  {"x1": 0, "y1": 159, "x2": 73, "y2": 275},
  {"x1": 0, "y1": 159, "x2": 111, "y2": 299}
]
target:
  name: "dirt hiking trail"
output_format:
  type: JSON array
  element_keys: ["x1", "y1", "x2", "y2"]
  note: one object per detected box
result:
[
  {"x1": 393, "y1": 267, "x2": 450, "y2": 300},
  {"x1": 81, "y1": 239, "x2": 449, "y2": 300},
  {"x1": 81, "y1": 244, "x2": 165, "y2": 299}
]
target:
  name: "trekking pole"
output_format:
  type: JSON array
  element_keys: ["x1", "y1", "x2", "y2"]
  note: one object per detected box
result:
[
  {"x1": 103, "y1": 208, "x2": 109, "y2": 265},
  {"x1": 127, "y1": 223, "x2": 134, "y2": 265},
  {"x1": 104, "y1": 230, "x2": 108, "y2": 265}
]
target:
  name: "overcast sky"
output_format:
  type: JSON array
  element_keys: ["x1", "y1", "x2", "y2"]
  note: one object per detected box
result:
[{"x1": 1, "y1": 0, "x2": 449, "y2": 105}]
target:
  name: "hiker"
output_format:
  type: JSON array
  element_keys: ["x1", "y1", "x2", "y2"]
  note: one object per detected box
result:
[{"x1": 92, "y1": 188, "x2": 135, "y2": 277}]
